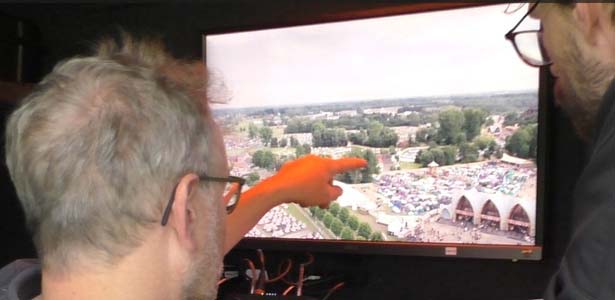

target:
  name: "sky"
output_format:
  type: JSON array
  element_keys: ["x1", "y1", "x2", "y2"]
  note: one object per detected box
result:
[{"x1": 206, "y1": 4, "x2": 540, "y2": 109}]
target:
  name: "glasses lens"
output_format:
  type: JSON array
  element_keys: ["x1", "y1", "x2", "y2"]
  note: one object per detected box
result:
[{"x1": 514, "y1": 31, "x2": 548, "y2": 66}]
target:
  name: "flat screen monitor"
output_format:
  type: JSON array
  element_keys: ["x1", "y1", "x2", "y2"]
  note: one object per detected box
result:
[{"x1": 205, "y1": 3, "x2": 545, "y2": 260}]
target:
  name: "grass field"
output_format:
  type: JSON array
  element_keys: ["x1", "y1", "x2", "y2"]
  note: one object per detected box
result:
[
  {"x1": 400, "y1": 162, "x2": 423, "y2": 170},
  {"x1": 286, "y1": 204, "x2": 312, "y2": 226}
]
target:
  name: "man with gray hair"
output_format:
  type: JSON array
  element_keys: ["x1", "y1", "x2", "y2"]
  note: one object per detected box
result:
[{"x1": 0, "y1": 35, "x2": 366, "y2": 300}]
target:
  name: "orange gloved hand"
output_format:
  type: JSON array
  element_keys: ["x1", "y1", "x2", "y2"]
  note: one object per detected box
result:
[{"x1": 267, "y1": 155, "x2": 367, "y2": 209}]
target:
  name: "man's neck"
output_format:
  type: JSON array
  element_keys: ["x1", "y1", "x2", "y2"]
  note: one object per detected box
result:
[{"x1": 40, "y1": 235, "x2": 181, "y2": 300}]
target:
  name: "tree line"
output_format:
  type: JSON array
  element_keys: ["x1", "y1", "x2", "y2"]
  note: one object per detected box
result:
[
  {"x1": 309, "y1": 203, "x2": 384, "y2": 241},
  {"x1": 249, "y1": 106, "x2": 536, "y2": 171},
  {"x1": 249, "y1": 123, "x2": 274, "y2": 146},
  {"x1": 503, "y1": 110, "x2": 538, "y2": 127},
  {"x1": 411, "y1": 108, "x2": 508, "y2": 166},
  {"x1": 348, "y1": 121, "x2": 399, "y2": 148},
  {"x1": 251, "y1": 143, "x2": 313, "y2": 171},
  {"x1": 284, "y1": 113, "x2": 437, "y2": 134},
  {"x1": 336, "y1": 147, "x2": 380, "y2": 184},
  {"x1": 286, "y1": 120, "x2": 400, "y2": 148},
  {"x1": 414, "y1": 135, "x2": 505, "y2": 167},
  {"x1": 312, "y1": 122, "x2": 348, "y2": 147}
]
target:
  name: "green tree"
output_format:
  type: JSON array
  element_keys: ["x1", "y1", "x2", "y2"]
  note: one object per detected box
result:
[
  {"x1": 323, "y1": 213, "x2": 334, "y2": 228},
  {"x1": 370, "y1": 232, "x2": 384, "y2": 241},
  {"x1": 361, "y1": 149, "x2": 379, "y2": 183},
  {"x1": 505, "y1": 124, "x2": 537, "y2": 158},
  {"x1": 308, "y1": 206, "x2": 317, "y2": 216},
  {"x1": 248, "y1": 123, "x2": 258, "y2": 139},
  {"x1": 329, "y1": 202, "x2": 340, "y2": 217},
  {"x1": 430, "y1": 147, "x2": 445, "y2": 165},
  {"x1": 312, "y1": 127, "x2": 348, "y2": 147},
  {"x1": 259, "y1": 127, "x2": 273, "y2": 145},
  {"x1": 504, "y1": 112, "x2": 518, "y2": 126},
  {"x1": 252, "y1": 150, "x2": 264, "y2": 167},
  {"x1": 295, "y1": 143, "x2": 312, "y2": 158},
  {"x1": 348, "y1": 130, "x2": 368, "y2": 145},
  {"x1": 336, "y1": 128, "x2": 349, "y2": 147},
  {"x1": 483, "y1": 139, "x2": 500, "y2": 159},
  {"x1": 463, "y1": 108, "x2": 487, "y2": 141},
  {"x1": 330, "y1": 219, "x2": 344, "y2": 236},
  {"x1": 415, "y1": 149, "x2": 434, "y2": 167},
  {"x1": 246, "y1": 172, "x2": 260, "y2": 186},
  {"x1": 459, "y1": 143, "x2": 479, "y2": 163},
  {"x1": 285, "y1": 118, "x2": 313, "y2": 133},
  {"x1": 338, "y1": 208, "x2": 350, "y2": 224},
  {"x1": 527, "y1": 124, "x2": 538, "y2": 158},
  {"x1": 495, "y1": 147, "x2": 504, "y2": 159},
  {"x1": 311, "y1": 122, "x2": 326, "y2": 147},
  {"x1": 290, "y1": 136, "x2": 299, "y2": 147},
  {"x1": 437, "y1": 109, "x2": 465, "y2": 145},
  {"x1": 347, "y1": 215, "x2": 359, "y2": 230},
  {"x1": 488, "y1": 139, "x2": 498, "y2": 151},
  {"x1": 366, "y1": 121, "x2": 398, "y2": 148},
  {"x1": 252, "y1": 149, "x2": 276, "y2": 170},
  {"x1": 473, "y1": 135, "x2": 495, "y2": 150},
  {"x1": 506, "y1": 128, "x2": 530, "y2": 157},
  {"x1": 441, "y1": 145, "x2": 458, "y2": 165},
  {"x1": 338, "y1": 148, "x2": 379, "y2": 184},
  {"x1": 341, "y1": 227, "x2": 355, "y2": 240},
  {"x1": 314, "y1": 208, "x2": 325, "y2": 220},
  {"x1": 415, "y1": 127, "x2": 437, "y2": 144},
  {"x1": 270, "y1": 137, "x2": 279, "y2": 148},
  {"x1": 417, "y1": 146, "x2": 458, "y2": 167},
  {"x1": 358, "y1": 222, "x2": 372, "y2": 239}
]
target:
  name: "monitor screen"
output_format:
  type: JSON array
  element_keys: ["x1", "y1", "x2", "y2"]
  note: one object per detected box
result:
[{"x1": 205, "y1": 3, "x2": 544, "y2": 260}]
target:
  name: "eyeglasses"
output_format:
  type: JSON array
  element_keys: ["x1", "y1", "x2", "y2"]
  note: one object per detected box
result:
[
  {"x1": 504, "y1": 1, "x2": 552, "y2": 67},
  {"x1": 160, "y1": 174, "x2": 246, "y2": 226}
]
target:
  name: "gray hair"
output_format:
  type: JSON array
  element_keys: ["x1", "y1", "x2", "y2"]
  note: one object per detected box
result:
[{"x1": 5, "y1": 35, "x2": 225, "y2": 272}]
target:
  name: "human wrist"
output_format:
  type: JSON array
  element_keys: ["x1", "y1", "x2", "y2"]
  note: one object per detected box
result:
[{"x1": 247, "y1": 174, "x2": 288, "y2": 207}]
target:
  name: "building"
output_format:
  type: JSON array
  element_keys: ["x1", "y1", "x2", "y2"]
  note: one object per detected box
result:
[{"x1": 439, "y1": 188, "x2": 536, "y2": 237}]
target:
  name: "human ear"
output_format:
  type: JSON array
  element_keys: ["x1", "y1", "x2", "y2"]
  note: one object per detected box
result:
[{"x1": 168, "y1": 173, "x2": 200, "y2": 252}]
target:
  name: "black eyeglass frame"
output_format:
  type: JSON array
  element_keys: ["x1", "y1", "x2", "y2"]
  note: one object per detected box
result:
[
  {"x1": 160, "y1": 174, "x2": 246, "y2": 226},
  {"x1": 504, "y1": 1, "x2": 552, "y2": 68}
]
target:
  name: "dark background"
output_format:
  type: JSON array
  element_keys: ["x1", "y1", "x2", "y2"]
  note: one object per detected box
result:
[{"x1": 0, "y1": 2, "x2": 588, "y2": 299}]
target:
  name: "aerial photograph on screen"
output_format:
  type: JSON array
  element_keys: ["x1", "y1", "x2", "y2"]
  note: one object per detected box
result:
[{"x1": 206, "y1": 4, "x2": 539, "y2": 246}]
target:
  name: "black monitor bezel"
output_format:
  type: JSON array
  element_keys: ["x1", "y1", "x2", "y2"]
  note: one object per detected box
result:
[{"x1": 203, "y1": 2, "x2": 547, "y2": 261}]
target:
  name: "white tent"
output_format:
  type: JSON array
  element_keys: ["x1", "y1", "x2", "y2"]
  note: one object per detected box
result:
[{"x1": 334, "y1": 180, "x2": 378, "y2": 212}]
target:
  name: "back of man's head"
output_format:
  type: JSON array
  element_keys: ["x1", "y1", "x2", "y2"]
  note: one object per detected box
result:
[{"x1": 5, "y1": 34, "x2": 223, "y2": 274}]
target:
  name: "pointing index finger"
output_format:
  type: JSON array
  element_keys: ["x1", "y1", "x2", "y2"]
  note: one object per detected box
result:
[{"x1": 330, "y1": 157, "x2": 368, "y2": 175}]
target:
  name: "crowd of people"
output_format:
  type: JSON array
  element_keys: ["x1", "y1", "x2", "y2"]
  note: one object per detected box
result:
[
  {"x1": 245, "y1": 205, "x2": 308, "y2": 238},
  {"x1": 376, "y1": 161, "x2": 535, "y2": 217},
  {"x1": 404, "y1": 216, "x2": 534, "y2": 245},
  {"x1": 445, "y1": 162, "x2": 535, "y2": 196}
]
